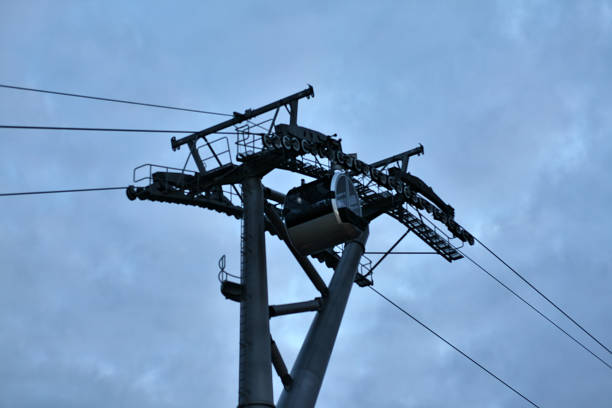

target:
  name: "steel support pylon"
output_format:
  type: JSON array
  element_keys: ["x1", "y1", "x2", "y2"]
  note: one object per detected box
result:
[
  {"x1": 239, "y1": 176, "x2": 274, "y2": 408},
  {"x1": 277, "y1": 228, "x2": 369, "y2": 408},
  {"x1": 125, "y1": 86, "x2": 477, "y2": 407}
]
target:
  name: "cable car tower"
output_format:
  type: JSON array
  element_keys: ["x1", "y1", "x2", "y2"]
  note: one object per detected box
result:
[{"x1": 126, "y1": 86, "x2": 474, "y2": 408}]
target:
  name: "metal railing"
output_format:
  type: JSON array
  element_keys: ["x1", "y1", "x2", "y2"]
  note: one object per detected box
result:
[
  {"x1": 236, "y1": 131, "x2": 265, "y2": 157},
  {"x1": 414, "y1": 205, "x2": 465, "y2": 249},
  {"x1": 133, "y1": 163, "x2": 197, "y2": 185},
  {"x1": 194, "y1": 136, "x2": 233, "y2": 171}
]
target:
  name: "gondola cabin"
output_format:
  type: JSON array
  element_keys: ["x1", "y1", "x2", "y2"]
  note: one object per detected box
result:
[{"x1": 283, "y1": 172, "x2": 366, "y2": 255}]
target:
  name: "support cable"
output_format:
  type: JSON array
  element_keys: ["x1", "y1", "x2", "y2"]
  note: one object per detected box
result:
[
  {"x1": 0, "y1": 187, "x2": 127, "y2": 197},
  {"x1": 414, "y1": 213, "x2": 611, "y2": 370},
  {"x1": 474, "y1": 237, "x2": 612, "y2": 355},
  {"x1": 365, "y1": 229, "x2": 410, "y2": 278},
  {"x1": 368, "y1": 286, "x2": 541, "y2": 408},
  {"x1": 0, "y1": 125, "x2": 245, "y2": 201},
  {"x1": 0, "y1": 83, "x2": 232, "y2": 116},
  {"x1": 0, "y1": 125, "x2": 263, "y2": 135},
  {"x1": 454, "y1": 249, "x2": 612, "y2": 370}
]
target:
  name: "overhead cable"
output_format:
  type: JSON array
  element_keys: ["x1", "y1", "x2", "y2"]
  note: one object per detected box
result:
[
  {"x1": 0, "y1": 187, "x2": 127, "y2": 197},
  {"x1": 0, "y1": 83, "x2": 232, "y2": 116},
  {"x1": 0, "y1": 126, "x2": 245, "y2": 204},
  {"x1": 475, "y1": 237, "x2": 612, "y2": 355},
  {"x1": 368, "y1": 286, "x2": 541, "y2": 408},
  {"x1": 0, "y1": 125, "x2": 263, "y2": 135},
  {"x1": 413, "y1": 213, "x2": 611, "y2": 370},
  {"x1": 455, "y1": 247, "x2": 612, "y2": 370},
  {"x1": 0, "y1": 84, "x2": 272, "y2": 134}
]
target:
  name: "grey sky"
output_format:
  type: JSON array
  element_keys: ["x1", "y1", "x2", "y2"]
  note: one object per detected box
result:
[{"x1": 1, "y1": 1, "x2": 611, "y2": 407}]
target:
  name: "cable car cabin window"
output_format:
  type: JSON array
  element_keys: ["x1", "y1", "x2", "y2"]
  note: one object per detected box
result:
[
  {"x1": 284, "y1": 176, "x2": 335, "y2": 229},
  {"x1": 283, "y1": 172, "x2": 366, "y2": 255}
]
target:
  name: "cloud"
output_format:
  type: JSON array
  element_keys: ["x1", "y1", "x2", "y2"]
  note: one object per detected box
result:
[{"x1": 1, "y1": 1, "x2": 611, "y2": 407}]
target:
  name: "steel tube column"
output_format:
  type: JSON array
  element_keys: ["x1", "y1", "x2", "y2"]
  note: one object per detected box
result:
[
  {"x1": 277, "y1": 228, "x2": 369, "y2": 408},
  {"x1": 239, "y1": 176, "x2": 274, "y2": 408}
]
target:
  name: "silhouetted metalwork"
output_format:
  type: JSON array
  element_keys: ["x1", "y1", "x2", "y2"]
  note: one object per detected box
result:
[{"x1": 126, "y1": 86, "x2": 474, "y2": 407}]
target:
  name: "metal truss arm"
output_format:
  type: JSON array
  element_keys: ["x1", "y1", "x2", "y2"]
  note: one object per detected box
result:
[
  {"x1": 388, "y1": 167, "x2": 455, "y2": 218},
  {"x1": 272, "y1": 124, "x2": 473, "y2": 244},
  {"x1": 369, "y1": 144, "x2": 424, "y2": 171},
  {"x1": 171, "y1": 86, "x2": 314, "y2": 151}
]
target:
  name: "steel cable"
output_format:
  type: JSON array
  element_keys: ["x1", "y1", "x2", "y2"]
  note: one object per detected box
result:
[
  {"x1": 369, "y1": 286, "x2": 542, "y2": 408},
  {"x1": 474, "y1": 237, "x2": 612, "y2": 355},
  {"x1": 0, "y1": 187, "x2": 127, "y2": 197},
  {"x1": 0, "y1": 83, "x2": 232, "y2": 116}
]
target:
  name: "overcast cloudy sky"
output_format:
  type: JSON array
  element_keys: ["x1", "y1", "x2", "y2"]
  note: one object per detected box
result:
[{"x1": 1, "y1": 1, "x2": 611, "y2": 407}]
